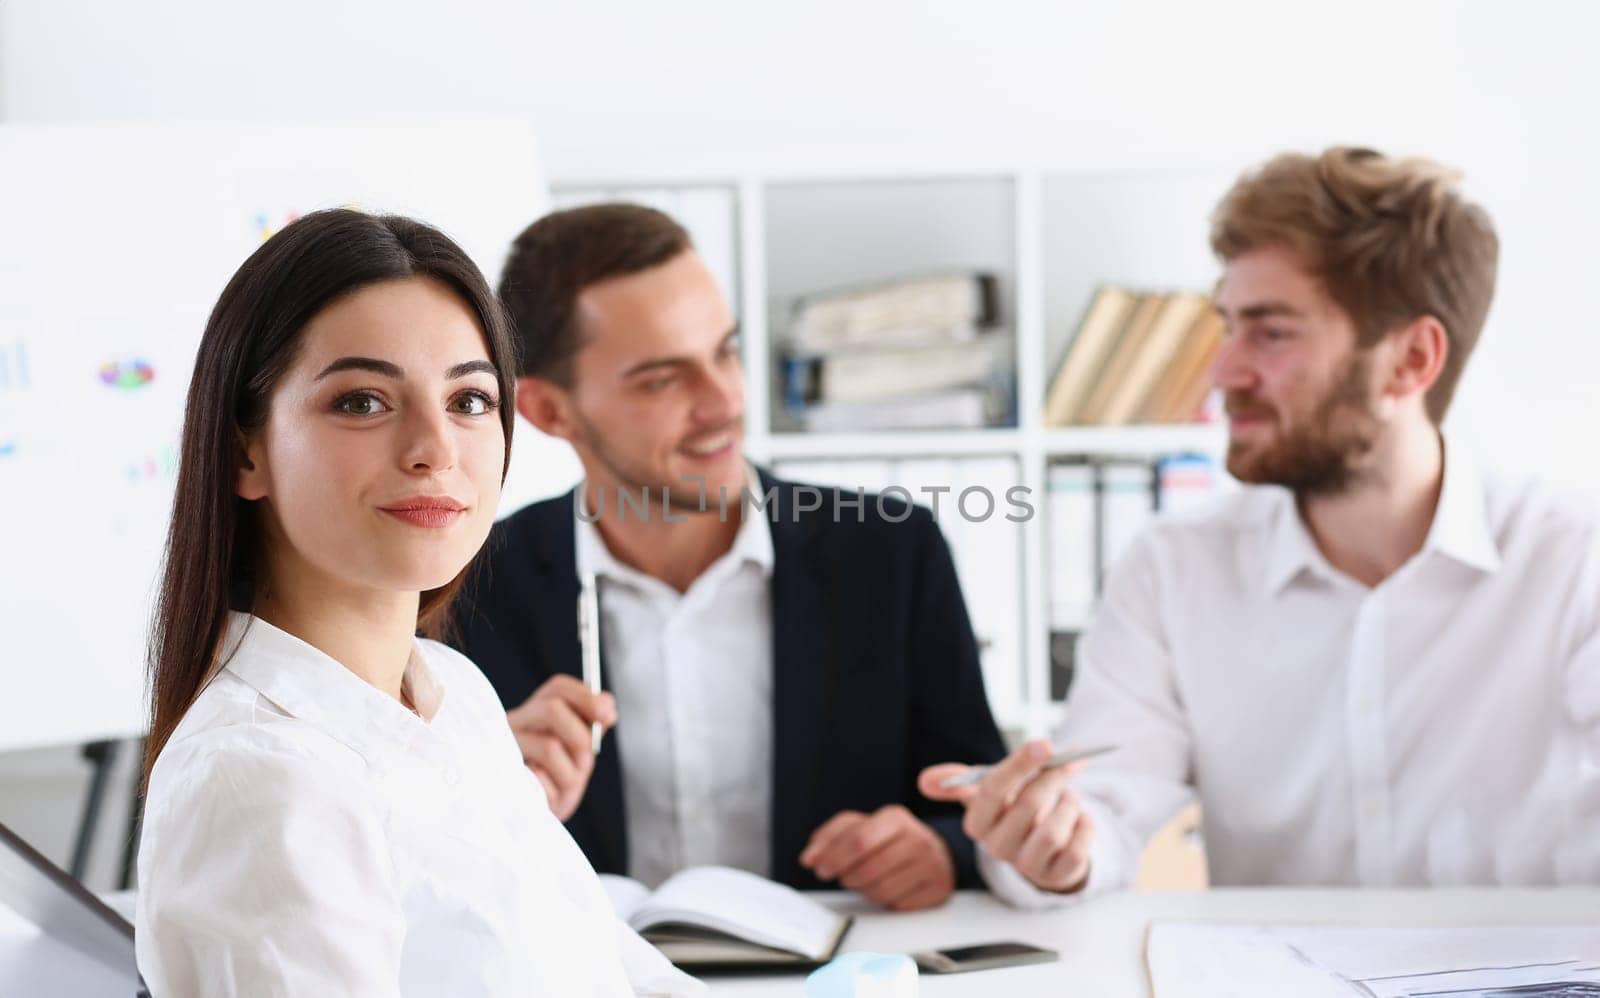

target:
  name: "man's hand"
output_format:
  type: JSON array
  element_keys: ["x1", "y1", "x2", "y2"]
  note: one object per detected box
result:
[
  {"x1": 506, "y1": 675, "x2": 617, "y2": 821},
  {"x1": 918, "y1": 740, "x2": 1094, "y2": 894},
  {"x1": 798, "y1": 804, "x2": 956, "y2": 911}
]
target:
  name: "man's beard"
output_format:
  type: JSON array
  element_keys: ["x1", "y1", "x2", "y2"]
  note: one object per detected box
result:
[
  {"x1": 573, "y1": 410, "x2": 745, "y2": 518},
  {"x1": 1225, "y1": 350, "x2": 1382, "y2": 496}
]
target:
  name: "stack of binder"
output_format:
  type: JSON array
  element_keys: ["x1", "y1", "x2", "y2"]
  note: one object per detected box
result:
[
  {"x1": 779, "y1": 272, "x2": 1014, "y2": 431},
  {"x1": 1047, "y1": 453, "x2": 1220, "y2": 699}
]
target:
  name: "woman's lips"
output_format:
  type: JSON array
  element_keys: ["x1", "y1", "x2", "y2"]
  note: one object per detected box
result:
[{"x1": 379, "y1": 498, "x2": 467, "y2": 529}]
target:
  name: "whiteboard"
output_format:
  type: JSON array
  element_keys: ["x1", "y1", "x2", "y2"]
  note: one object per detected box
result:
[{"x1": 0, "y1": 123, "x2": 582, "y2": 752}]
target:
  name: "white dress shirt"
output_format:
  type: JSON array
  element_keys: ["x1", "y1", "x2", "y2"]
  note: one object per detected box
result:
[
  {"x1": 576, "y1": 481, "x2": 775, "y2": 888},
  {"x1": 984, "y1": 442, "x2": 1600, "y2": 907},
  {"x1": 135, "y1": 612, "x2": 704, "y2": 997}
]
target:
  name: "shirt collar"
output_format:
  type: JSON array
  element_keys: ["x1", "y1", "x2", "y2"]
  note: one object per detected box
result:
[
  {"x1": 574, "y1": 464, "x2": 776, "y2": 587},
  {"x1": 1423, "y1": 438, "x2": 1502, "y2": 574},
  {"x1": 1262, "y1": 488, "x2": 1331, "y2": 594},
  {"x1": 220, "y1": 611, "x2": 443, "y2": 762},
  {"x1": 1262, "y1": 433, "x2": 1502, "y2": 595}
]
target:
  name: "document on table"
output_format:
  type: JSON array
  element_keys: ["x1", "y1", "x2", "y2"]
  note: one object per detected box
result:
[{"x1": 1147, "y1": 923, "x2": 1600, "y2": 997}]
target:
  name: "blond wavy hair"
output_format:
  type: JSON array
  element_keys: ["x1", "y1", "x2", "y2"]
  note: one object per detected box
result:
[{"x1": 1210, "y1": 147, "x2": 1499, "y2": 422}]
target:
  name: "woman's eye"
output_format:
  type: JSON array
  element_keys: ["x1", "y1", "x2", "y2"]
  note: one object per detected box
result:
[
  {"x1": 449, "y1": 390, "x2": 498, "y2": 416},
  {"x1": 335, "y1": 392, "x2": 389, "y2": 416}
]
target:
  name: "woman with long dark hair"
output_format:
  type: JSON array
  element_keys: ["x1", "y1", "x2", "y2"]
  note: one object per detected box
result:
[{"x1": 135, "y1": 209, "x2": 701, "y2": 997}]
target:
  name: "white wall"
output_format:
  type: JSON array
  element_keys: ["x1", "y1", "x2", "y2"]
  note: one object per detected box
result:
[
  {"x1": 0, "y1": 0, "x2": 1565, "y2": 175},
  {"x1": 4, "y1": 0, "x2": 1596, "y2": 493}
]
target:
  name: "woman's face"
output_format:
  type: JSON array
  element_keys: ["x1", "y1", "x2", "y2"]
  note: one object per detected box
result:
[{"x1": 237, "y1": 276, "x2": 505, "y2": 599}]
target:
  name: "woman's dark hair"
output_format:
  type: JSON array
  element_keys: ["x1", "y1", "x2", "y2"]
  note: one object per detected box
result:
[{"x1": 143, "y1": 209, "x2": 518, "y2": 782}]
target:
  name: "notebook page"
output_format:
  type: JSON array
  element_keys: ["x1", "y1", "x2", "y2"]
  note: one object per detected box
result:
[
  {"x1": 628, "y1": 866, "x2": 841, "y2": 958},
  {"x1": 596, "y1": 873, "x2": 653, "y2": 923}
]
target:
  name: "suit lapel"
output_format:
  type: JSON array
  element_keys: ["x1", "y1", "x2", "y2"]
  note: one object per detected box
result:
[{"x1": 764, "y1": 473, "x2": 837, "y2": 886}]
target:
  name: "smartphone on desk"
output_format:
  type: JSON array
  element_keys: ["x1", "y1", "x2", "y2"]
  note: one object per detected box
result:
[{"x1": 911, "y1": 941, "x2": 1058, "y2": 974}]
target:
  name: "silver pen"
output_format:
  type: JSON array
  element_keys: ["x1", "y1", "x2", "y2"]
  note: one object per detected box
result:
[
  {"x1": 939, "y1": 744, "x2": 1116, "y2": 790},
  {"x1": 577, "y1": 571, "x2": 603, "y2": 754}
]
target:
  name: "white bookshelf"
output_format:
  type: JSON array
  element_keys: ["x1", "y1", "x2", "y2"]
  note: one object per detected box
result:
[
  {"x1": 552, "y1": 169, "x2": 1234, "y2": 738},
  {"x1": 1040, "y1": 424, "x2": 1223, "y2": 457},
  {"x1": 765, "y1": 428, "x2": 1025, "y2": 460}
]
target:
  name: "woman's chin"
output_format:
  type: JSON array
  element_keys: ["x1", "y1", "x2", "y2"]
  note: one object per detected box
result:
[
  {"x1": 374, "y1": 532, "x2": 489, "y2": 594},
  {"x1": 381, "y1": 560, "x2": 472, "y2": 595}
]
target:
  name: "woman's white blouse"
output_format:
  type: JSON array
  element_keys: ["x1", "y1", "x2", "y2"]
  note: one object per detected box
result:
[{"x1": 135, "y1": 612, "x2": 704, "y2": 997}]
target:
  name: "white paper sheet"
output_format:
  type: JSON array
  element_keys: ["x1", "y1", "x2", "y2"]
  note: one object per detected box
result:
[{"x1": 1148, "y1": 923, "x2": 1600, "y2": 997}]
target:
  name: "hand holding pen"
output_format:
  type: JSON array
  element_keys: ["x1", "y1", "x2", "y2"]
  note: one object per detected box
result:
[
  {"x1": 918, "y1": 740, "x2": 1107, "y2": 895},
  {"x1": 506, "y1": 574, "x2": 613, "y2": 823}
]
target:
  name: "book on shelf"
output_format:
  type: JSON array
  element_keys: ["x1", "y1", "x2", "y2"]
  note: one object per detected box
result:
[
  {"x1": 781, "y1": 334, "x2": 1009, "y2": 408},
  {"x1": 1156, "y1": 452, "x2": 1218, "y2": 514},
  {"x1": 1097, "y1": 293, "x2": 1208, "y2": 425},
  {"x1": 778, "y1": 270, "x2": 1012, "y2": 431},
  {"x1": 1042, "y1": 286, "x2": 1139, "y2": 427},
  {"x1": 786, "y1": 272, "x2": 999, "y2": 353},
  {"x1": 1044, "y1": 285, "x2": 1223, "y2": 428},
  {"x1": 600, "y1": 866, "x2": 851, "y2": 971},
  {"x1": 1147, "y1": 308, "x2": 1226, "y2": 423},
  {"x1": 1074, "y1": 294, "x2": 1168, "y2": 425}
]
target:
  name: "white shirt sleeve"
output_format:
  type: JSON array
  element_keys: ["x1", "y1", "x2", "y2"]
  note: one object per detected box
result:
[
  {"x1": 981, "y1": 531, "x2": 1196, "y2": 908},
  {"x1": 135, "y1": 729, "x2": 406, "y2": 998}
]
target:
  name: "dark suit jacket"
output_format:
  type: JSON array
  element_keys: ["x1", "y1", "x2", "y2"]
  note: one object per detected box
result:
[{"x1": 449, "y1": 468, "x2": 1006, "y2": 889}]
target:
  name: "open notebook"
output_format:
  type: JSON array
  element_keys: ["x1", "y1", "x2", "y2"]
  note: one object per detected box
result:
[{"x1": 600, "y1": 866, "x2": 852, "y2": 971}]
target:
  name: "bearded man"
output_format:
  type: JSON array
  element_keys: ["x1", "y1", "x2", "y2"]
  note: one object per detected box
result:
[{"x1": 922, "y1": 147, "x2": 1600, "y2": 903}]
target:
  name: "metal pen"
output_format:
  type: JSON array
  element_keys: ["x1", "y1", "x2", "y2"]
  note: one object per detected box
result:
[{"x1": 577, "y1": 571, "x2": 603, "y2": 754}]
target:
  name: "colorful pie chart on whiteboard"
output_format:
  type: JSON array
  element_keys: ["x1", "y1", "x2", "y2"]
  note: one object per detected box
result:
[{"x1": 98, "y1": 358, "x2": 155, "y2": 390}]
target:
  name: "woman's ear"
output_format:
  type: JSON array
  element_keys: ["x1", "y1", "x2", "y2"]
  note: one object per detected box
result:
[{"x1": 235, "y1": 431, "x2": 269, "y2": 500}]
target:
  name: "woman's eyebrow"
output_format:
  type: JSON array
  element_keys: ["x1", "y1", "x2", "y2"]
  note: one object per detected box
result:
[
  {"x1": 312, "y1": 357, "x2": 496, "y2": 381},
  {"x1": 446, "y1": 360, "x2": 496, "y2": 380},
  {"x1": 314, "y1": 356, "x2": 403, "y2": 381}
]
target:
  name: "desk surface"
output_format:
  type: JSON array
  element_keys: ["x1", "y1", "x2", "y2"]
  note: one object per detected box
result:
[
  {"x1": 704, "y1": 888, "x2": 1600, "y2": 997},
  {"x1": 4, "y1": 888, "x2": 1594, "y2": 997}
]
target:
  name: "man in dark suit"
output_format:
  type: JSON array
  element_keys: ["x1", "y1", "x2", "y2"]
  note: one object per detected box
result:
[{"x1": 452, "y1": 203, "x2": 1004, "y2": 910}]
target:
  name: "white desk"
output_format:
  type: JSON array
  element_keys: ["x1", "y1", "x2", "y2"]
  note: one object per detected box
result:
[
  {"x1": 5, "y1": 889, "x2": 1592, "y2": 996},
  {"x1": 703, "y1": 888, "x2": 1600, "y2": 996}
]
